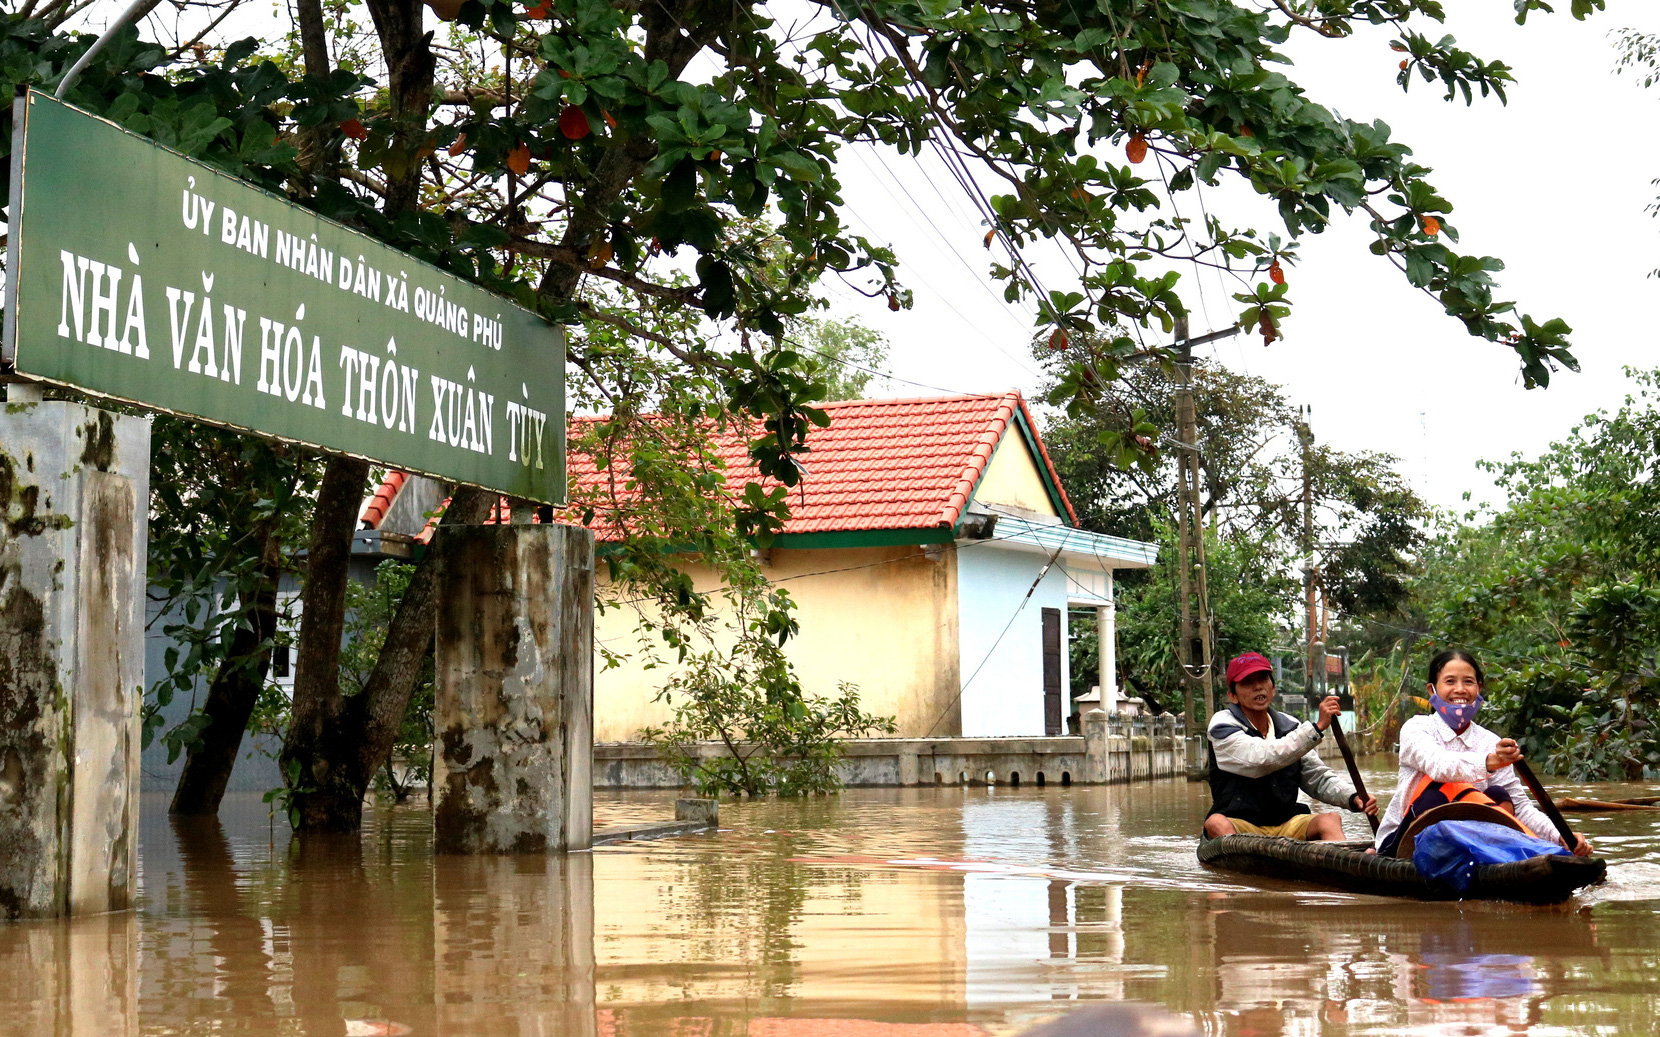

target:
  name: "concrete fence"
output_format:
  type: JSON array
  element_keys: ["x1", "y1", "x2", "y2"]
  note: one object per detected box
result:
[{"x1": 594, "y1": 710, "x2": 1361, "y2": 790}]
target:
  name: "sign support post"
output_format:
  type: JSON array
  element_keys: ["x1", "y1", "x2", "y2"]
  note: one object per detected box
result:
[{"x1": 0, "y1": 399, "x2": 150, "y2": 919}]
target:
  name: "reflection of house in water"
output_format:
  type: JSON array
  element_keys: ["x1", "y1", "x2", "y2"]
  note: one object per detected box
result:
[
  {"x1": 588, "y1": 791, "x2": 1153, "y2": 1034},
  {"x1": 1194, "y1": 902, "x2": 1601, "y2": 1036},
  {"x1": 18, "y1": 792, "x2": 1627, "y2": 1037},
  {"x1": 959, "y1": 798, "x2": 1129, "y2": 1008}
]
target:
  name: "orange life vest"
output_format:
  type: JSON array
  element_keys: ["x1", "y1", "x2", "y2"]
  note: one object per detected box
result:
[{"x1": 1406, "y1": 774, "x2": 1537, "y2": 838}]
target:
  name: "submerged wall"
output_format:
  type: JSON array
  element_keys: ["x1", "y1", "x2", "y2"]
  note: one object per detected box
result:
[
  {"x1": 594, "y1": 712, "x2": 1358, "y2": 790},
  {"x1": 595, "y1": 712, "x2": 1183, "y2": 789}
]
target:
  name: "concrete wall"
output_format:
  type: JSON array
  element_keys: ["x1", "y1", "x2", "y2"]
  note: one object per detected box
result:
[
  {"x1": 592, "y1": 544, "x2": 960, "y2": 741},
  {"x1": 594, "y1": 712, "x2": 1188, "y2": 789},
  {"x1": 433, "y1": 523, "x2": 594, "y2": 853},
  {"x1": 954, "y1": 544, "x2": 1071, "y2": 737},
  {"x1": 594, "y1": 713, "x2": 1360, "y2": 791}
]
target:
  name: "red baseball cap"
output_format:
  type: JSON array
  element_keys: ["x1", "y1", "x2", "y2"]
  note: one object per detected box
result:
[{"x1": 1226, "y1": 652, "x2": 1273, "y2": 685}]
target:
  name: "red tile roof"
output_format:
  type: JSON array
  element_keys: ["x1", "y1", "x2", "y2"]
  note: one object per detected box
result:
[
  {"x1": 362, "y1": 390, "x2": 1077, "y2": 540},
  {"x1": 359, "y1": 469, "x2": 406, "y2": 530}
]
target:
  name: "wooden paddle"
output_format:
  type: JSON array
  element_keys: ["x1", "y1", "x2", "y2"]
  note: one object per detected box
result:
[
  {"x1": 1513, "y1": 758, "x2": 1580, "y2": 851},
  {"x1": 1327, "y1": 716, "x2": 1379, "y2": 835}
]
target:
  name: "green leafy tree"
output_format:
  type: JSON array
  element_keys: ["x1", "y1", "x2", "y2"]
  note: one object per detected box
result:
[
  {"x1": 0, "y1": 0, "x2": 1602, "y2": 827},
  {"x1": 788, "y1": 317, "x2": 891, "y2": 401},
  {"x1": 1042, "y1": 354, "x2": 1425, "y2": 705},
  {"x1": 144, "y1": 418, "x2": 319, "y2": 815},
  {"x1": 1105, "y1": 520, "x2": 1296, "y2": 712},
  {"x1": 1407, "y1": 368, "x2": 1660, "y2": 778}
]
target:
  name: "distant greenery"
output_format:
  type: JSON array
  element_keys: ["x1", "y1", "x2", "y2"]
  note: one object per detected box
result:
[
  {"x1": 1403, "y1": 368, "x2": 1660, "y2": 779},
  {"x1": 1044, "y1": 354, "x2": 1425, "y2": 716},
  {"x1": 788, "y1": 317, "x2": 892, "y2": 402}
]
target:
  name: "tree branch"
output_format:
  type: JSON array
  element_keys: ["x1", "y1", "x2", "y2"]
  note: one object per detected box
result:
[{"x1": 511, "y1": 238, "x2": 701, "y2": 304}]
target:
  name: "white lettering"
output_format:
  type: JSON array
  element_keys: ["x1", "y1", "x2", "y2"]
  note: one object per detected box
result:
[
  {"x1": 256, "y1": 318, "x2": 282, "y2": 394},
  {"x1": 57, "y1": 250, "x2": 87, "y2": 341},
  {"x1": 219, "y1": 304, "x2": 246, "y2": 383},
  {"x1": 355, "y1": 351, "x2": 381, "y2": 424},
  {"x1": 118, "y1": 274, "x2": 149, "y2": 358},
  {"x1": 282, "y1": 325, "x2": 304, "y2": 402},
  {"x1": 301, "y1": 336, "x2": 326, "y2": 408},
  {"x1": 166, "y1": 288, "x2": 198, "y2": 369},
  {"x1": 187, "y1": 298, "x2": 217, "y2": 377},
  {"x1": 338, "y1": 346, "x2": 360, "y2": 417}
]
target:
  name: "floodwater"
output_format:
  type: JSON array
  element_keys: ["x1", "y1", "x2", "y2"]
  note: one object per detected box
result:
[{"x1": 5, "y1": 761, "x2": 1660, "y2": 1036}]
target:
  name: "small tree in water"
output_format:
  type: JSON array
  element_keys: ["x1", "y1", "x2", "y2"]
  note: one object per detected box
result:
[
  {"x1": 645, "y1": 674, "x2": 893, "y2": 798},
  {"x1": 632, "y1": 566, "x2": 895, "y2": 797}
]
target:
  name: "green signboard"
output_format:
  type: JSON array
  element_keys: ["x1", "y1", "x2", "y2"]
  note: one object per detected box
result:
[{"x1": 3, "y1": 91, "x2": 565, "y2": 504}]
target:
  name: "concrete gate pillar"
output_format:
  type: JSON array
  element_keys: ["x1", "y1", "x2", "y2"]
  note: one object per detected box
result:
[
  {"x1": 432, "y1": 522, "x2": 594, "y2": 853},
  {"x1": 0, "y1": 398, "x2": 149, "y2": 919}
]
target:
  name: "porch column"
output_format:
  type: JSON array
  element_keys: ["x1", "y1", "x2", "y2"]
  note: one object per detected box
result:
[{"x1": 1097, "y1": 569, "x2": 1117, "y2": 713}]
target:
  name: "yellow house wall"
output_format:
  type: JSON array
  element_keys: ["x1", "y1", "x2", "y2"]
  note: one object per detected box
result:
[
  {"x1": 593, "y1": 544, "x2": 961, "y2": 741},
  {"x1": 971, "y1": 427, "x2": 1060, "y2": 517}
]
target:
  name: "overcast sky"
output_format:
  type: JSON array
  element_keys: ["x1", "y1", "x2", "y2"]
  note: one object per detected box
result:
[{"x1": 813, "y1": 2, "x2": 1660, "y2": 515}]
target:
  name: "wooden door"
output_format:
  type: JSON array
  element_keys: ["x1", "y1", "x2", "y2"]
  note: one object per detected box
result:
[{"x1": 1042, "y1": 607, "x2": 1063, "y2": 735}]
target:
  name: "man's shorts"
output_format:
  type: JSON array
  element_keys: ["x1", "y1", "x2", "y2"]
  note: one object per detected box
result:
[{"x1": 1218, "y1": 813, "x2": 1314, "y2": 839}]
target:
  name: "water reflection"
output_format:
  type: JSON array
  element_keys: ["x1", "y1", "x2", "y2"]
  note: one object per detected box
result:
[
  {"x1": 3, "y1": 771, "x2": 1657, "y2": 1036},
  {"x1": 0, "y1": 909, "x2": 136, "y2": 1035}
]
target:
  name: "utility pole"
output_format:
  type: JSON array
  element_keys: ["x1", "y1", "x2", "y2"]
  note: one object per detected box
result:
[
  {"x1": 1297, "y1": 406, "x2": 1320, "y2": 707},
  {"x1": 1172, "y1": 318, "x2": 1235, "y2": 779}
]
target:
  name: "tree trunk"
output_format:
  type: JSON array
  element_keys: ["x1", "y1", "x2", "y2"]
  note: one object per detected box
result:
[
  {"x1": 280, "y1": 455, "x2": 372, "y2": 830},
  {"x1": 353, "y1": 485, "x2": 494, "y2": 788},
  {"x1": 364, "y1": 0, "x2": 436, "y2": 215},
  {"x1": 280, "y1": 0, "x2": 730, "y2": 832},
  {"x1": 169, "y1": 532, "x2": 283, "y2": 815},
  {"x1": 281, "y1": 0, "x2": 442, "y2": 830}
]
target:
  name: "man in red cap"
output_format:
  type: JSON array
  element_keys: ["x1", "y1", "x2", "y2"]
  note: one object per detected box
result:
[{"x1": 1202, "y1": 652, "x2": 1378, "y2": 841}]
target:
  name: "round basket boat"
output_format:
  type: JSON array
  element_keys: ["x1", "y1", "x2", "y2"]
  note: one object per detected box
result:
[{"x1": 1197, "y1": 835, "x2": 1606, "y2": 904}]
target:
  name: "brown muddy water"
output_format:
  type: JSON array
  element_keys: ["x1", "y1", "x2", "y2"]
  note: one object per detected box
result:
[{"x1": 4, "y1": 760, "x2": 1660, "y2": 1037}]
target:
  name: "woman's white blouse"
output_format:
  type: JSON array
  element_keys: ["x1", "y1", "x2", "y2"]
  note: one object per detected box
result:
[{"x1": 1375, "y1": 713, "x2": 1564, "y2": 850}]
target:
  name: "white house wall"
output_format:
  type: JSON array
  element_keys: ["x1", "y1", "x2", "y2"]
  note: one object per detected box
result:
[{"x1": 955, "y1": 543, "x2": 1072, "y2": 737}]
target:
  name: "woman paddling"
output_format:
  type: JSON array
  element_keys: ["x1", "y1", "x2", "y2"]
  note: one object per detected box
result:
[{"x1": 1374, "y1": 649, "x2": 1594, "y2": 858}]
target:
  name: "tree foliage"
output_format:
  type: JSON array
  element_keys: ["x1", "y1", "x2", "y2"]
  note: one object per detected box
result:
[
  {"x1": 789, "y1": 317, "x2": 891, "y2": 401},
  {"x1": 143, "y1": 416, "x2": 319, "y2": 813},
  {"x1": 1407, "y1": 369, "x2": 1660, "y2": 779},
  {"x1": 1042, "y1": 353, "x2": 1423, "y2": 709},
  {"x1": 0, "y1": 0, "x2": 1602, "y2": 823}
]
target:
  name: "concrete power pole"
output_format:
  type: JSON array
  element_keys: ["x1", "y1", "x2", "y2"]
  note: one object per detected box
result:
[
  {"x1": 1297, "y1": 407, "x2": 1321, "y2": 705},
  {"x1": 1172, "y1": 319, "x2": 1235, "y2": 779}
]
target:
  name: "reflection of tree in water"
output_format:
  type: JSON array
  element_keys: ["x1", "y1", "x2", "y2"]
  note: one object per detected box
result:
[
  {"x1": 170, "y1": 816, "x2": 280, "y2": 1024},
  {"x1": 638, "y1": 800, "x2": 879, "y2": 1013},
  {"x1": 673, "y1": 834, "x2": 860, "y2": 1003},
  {"x1": 266, "y1": 809, "x2": 437, "y2": 1031}
]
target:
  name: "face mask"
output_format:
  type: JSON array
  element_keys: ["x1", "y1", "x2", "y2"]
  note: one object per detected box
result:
[{"x1": 1431, "y1": 691, "x2": 1482, "y2": 733}]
